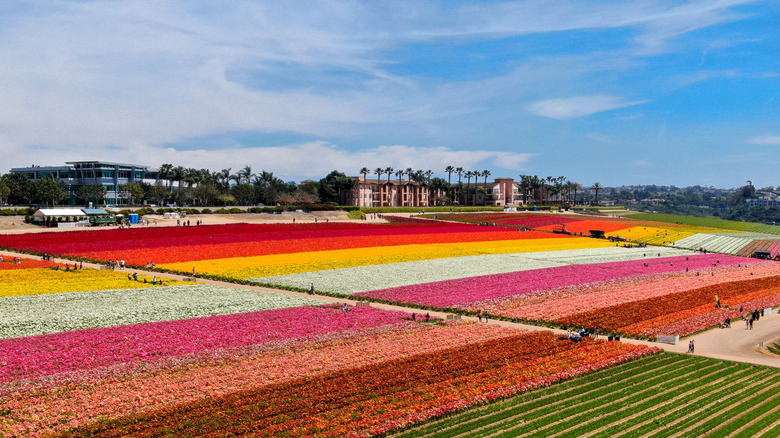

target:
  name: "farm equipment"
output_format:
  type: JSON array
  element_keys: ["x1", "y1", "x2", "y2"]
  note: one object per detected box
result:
[
  {"x1": 589, "y1": 230, "x2": 606, "y2": 239},
  {"x1": 89, "y1": 216, "x2": 116, "y2": 226},
  {"x1": 752, "y1": 250, "x2": 772, "y2": 260}
]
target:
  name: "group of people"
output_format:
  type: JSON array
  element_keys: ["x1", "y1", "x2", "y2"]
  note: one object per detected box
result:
[
  {"x1": 477, "y1": 309, "x2": 489, "y2": 323},
  {"x1": 176, "y1": 219, "x2": 201, "y2": 226},
  {"x1": 410, "y1": 312, "x2": 431, "y2": 322},
  {"x1": 127, "y1": 272, "x2": 163, "y2": 285},
  {"x1": 108, "y1": 259, "x2": 126, "y2": 269},
  {"x1": 746, "y1": 309, "x2": 762, "y2": 330},
  {"x1": 60, "y1": 262, "x2": 82, "y2": 271},
  {"x1": 567, "y1": 327, "x2": 599, "y2": 342}
]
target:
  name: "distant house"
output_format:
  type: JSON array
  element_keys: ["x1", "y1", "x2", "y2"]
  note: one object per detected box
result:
[{"x1": 345, "y1": 176, "x2": 524, "y2": 207}]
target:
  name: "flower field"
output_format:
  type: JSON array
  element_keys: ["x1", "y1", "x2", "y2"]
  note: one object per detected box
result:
[
  {"x1": 0, "y1": 304, "x2": 655, "y2": 437},
  {"x1": 3, "y1": 214, "x2": 780, "y2": 435}
]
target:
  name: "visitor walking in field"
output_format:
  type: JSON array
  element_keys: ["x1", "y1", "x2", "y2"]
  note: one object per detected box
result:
[{"x1": 687, "y1": 339, "x2": 695, "y2": 353}]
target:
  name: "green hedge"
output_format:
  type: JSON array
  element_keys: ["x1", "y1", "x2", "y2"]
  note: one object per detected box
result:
[
  {"x1": 0, "y1": 208, "x2": 35, "y2": 216},
  {"x1": 347, "y1": 210, "x2": 366, "y2": 220}
]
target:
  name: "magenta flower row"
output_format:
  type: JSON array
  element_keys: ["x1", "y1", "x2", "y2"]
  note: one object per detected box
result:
[
  {"x1": 0, "y1": 306, "x2": 409, "y2": 383},
  {"x1": 356, "y1": 254, "x2": 753, "y2": 307}
]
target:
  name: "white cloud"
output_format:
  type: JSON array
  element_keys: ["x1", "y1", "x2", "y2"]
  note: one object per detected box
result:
[
  {"x1": 6, "y1": 141, "x2": 533, "y2": 181},
  {"x1": 585, "y1": 132, "x2": 612, "y2": 144},
  {"x1": 528, "y1": 95, "x2": 648, "y2": 120},
  {"x1": 749, "y1": 136, "x2": 780, "y2": 145}
]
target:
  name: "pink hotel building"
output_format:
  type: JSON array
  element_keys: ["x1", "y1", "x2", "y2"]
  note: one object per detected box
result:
[{"x1": 346, "y1": 176, "x2": 524, "y2": 208}]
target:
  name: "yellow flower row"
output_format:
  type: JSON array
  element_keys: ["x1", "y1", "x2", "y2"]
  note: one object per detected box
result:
[
  {"x1": 605, "y1": 226, "x2": 671, "y2": 240},
  {"x1": 0, "y1": 269, "x2": 174, "y2": 297},
  {"x1": 161, "y1": 237, "x2": 614, "y2": 279},
  {"x1": 637, "y1": 230, "x2": 696, "y2": 246}
]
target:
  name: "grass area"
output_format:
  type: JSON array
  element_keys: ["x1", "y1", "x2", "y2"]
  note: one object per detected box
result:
[
  {"x1": 625, "y1": 212, "x2": 780, "y2": 236},
  {"x1": 768, "y1": 342, "x2": 780, "y2": 356},
  {"x1": 391, "y1": 352, "x2": 780, "y2": 438}
]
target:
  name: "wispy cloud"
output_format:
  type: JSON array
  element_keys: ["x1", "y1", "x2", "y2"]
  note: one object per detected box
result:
[
  {"x1": 749, "y1": 136, "x2": 780, "y2": 145},
  {"x1": 528, "y1": 95, "x2": 648, "y2": 120},
  {"x1": 14, "y1": 140, "x2": 533, "y2": 181}
]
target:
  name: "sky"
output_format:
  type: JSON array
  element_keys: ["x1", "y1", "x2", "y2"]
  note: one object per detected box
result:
[{"x1": 1, "y1": 0, "x2": 779, "y2": 188}]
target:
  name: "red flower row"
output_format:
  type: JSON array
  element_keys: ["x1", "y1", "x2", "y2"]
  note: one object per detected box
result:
[
  {"x1": 0, "y1": 222, "x2": 508, "y2": 258},
  {"x1": 554, "y1": 275, "x2": 780, "y2": 335}
]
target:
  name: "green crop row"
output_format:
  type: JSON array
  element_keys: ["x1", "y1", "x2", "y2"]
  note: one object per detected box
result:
[
  {"x1": 392, "y1": 353, "x2": 681, "y2": 438},
  {"x1": 392, "y1": 353, "x2": 780, "y2": 438},
  {"x1": 492, "y1": 358, "x2": 730, "y2": 437},
  {"x1": 396, "y1": 353, "x2": 692, "y2": 438}
]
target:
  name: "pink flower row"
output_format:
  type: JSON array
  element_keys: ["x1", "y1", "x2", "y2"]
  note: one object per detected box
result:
[
  {"x1": 357, "y1": 254, "x2": 753, "y2": 307},
  {"x1": 0, "y1": 306, "x2": 410, "y2": 383}
]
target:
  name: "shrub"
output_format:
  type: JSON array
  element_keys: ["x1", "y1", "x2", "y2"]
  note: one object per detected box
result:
[{"x1": 347, "y1": 210, "x2": 366, "y2": 220}]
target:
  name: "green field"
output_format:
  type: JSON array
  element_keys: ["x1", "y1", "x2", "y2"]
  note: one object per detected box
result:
[
  {"x1": 392, "y1": 353, "x2": 780, "y2": 438},
  {"x1": 625, "y1": 213, "x2": 780, "y2": 236}
]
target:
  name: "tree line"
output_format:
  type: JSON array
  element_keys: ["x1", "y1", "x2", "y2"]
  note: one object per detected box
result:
[{"x1": 0, "y1": 163, "x2": 600, "y2": 208}]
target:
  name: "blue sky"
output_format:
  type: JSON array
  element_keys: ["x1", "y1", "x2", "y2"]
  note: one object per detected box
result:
[{"x1": 1, "y1": 0, "x2": 779, "y2": 188}]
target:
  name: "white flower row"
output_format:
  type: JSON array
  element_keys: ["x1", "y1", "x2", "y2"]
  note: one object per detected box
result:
[
  {"x1": 674, "y1": 233, "x2": 754, "y2": 255},
  {"x1": 0, "y1": 284, "x2": 328, "y2": 339},
  {"x1": 250, "y1": 246, "x2": 694, "y2": 295}
]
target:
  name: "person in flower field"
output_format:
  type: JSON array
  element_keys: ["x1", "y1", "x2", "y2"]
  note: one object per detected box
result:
[{"x1": 477, "y1": 309, "x2": 483, "y2": 322}]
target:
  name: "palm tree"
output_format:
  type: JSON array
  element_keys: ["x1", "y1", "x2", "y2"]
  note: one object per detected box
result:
[
  {"x1": 591, "y1": 182, "x2": 603, "y2": 205},
  {"x1": 183, "y1": 168, "x2": 200, "y2": 188},
  {"x1": 238, "y1": 166, "x2": 254, "y2": 184},
  {"x1": 445, "y1": 166, "x2": 455, "y2": 185},
  {"x1": 464, "y1": 171, "x2": 474, "y2": 206},
  {"x1": 374, "y1": 167, "x2": 384, "y2": 206},
  {"x1": 455, "y1": 167, "x2": 464, "y2": 184},
  {"x1": 385, "y1": 167, "x2": 394, "y2": 205},
  {"x1": 394, "y1": 169, "x2": 403, "y2": 205},
  {"x1": 359, "y1": 167, "x2": 370, "y2": 207},
  {"x1": 479, "y1": 170, "x2": 491, "y2": 205},
  {"x1": 171, "y1": 166, "x2": 185, "y2": 190},
  {"x1": 159, "y1": 163, "x2": 173, "y2": 190},
  {"x1": 572, "y1": 182, "x2": 583, "y2": 206}
]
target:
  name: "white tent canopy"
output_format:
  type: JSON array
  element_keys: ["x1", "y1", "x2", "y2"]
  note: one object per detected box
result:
[
  {"x1": 33, "y1": 209, "x2": 86, "y2": 217},
  {"x1": 32, "y1": 209, "x2": 87, "y2": 223}
]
